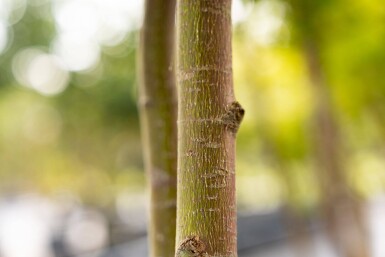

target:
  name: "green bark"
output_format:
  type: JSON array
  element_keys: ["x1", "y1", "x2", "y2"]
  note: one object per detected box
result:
[
  {"x1": 138, "y1": 0, "x2": 177, "y2": 256},
  {"x1": 175, "y1": 1, "x2": 243, "y2": 256}
]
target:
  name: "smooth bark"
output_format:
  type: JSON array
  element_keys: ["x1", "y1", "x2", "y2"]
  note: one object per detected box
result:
[
  {"x1": 138, "y1": 0, "x2": 177, "y2": 256},
  {"x1": 175, "y1": 1, "x2": 243, "y2": 256}
]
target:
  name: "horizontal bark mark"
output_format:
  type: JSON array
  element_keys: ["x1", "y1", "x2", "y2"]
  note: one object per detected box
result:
[
  {"x1": 208, "y1": 183, "x2": 227, "y2": 189},
  {"x1": 201, "y1": 167, "x2": 233, "y2": 178},
  {"x1": 178, "y1": 66, "x2": 232, "y2": 82},
  {"x1": 200, "y1": 6, "x2": 231, "y2": 19},
  {"x1": 207, "y1": 195, "x2": 218, "y2": 200},
  {"x1": 178, "y1": 118, "x2": 222, "y2": 124}
]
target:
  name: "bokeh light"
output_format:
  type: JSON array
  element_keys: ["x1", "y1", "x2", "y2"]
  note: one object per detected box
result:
[
  {"x1": 63, "y1": 209, "x2": 108, "y2": 255},
  {"x1": 0, "y1": 196, "x2": 56, "y2": 257},
  {"x1": 246, "y1": 0, "x2": 287, "y2": 46},
  {"x1": 0, "y1": 0, "x2": 27, "y2": 25},
  {"x1": 12, "y1": 48, "x2": 70, "y2": 95},
  {"x1": 0, "y1": 20, "x2": 8, "y2": 54}
]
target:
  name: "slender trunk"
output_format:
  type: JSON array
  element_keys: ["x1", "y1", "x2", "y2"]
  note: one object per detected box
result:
[
  {"x1": 305, "y1": 42, "x2": 370, "y2": 257},
  {"x1": 175, "y1": 1, "x2": 244, "y2": 256},
  {"x1": 138, "y1": 0, "x2": 177, "y2": 256}
]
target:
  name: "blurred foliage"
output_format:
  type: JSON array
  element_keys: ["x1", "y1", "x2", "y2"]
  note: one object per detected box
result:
[
  {"x1": 233, "y1": 0, "x2": 385, "y2": 212},
  {"x1": 0, "y1": 0, "x2": 384, "y2": 211},
  {"x1": 0, "y1": 0, "x2": 143, "y2": 207}
]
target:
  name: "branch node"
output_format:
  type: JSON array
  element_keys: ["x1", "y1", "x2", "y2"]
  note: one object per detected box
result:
[
  {"x1": 176, "y1": 236, "x2": 208, "y2": 257},
  {"x1": 221, "y1": 101, "x2": 245, "y2": 133}
]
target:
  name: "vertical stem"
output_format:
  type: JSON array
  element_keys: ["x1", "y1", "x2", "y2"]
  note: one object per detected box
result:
[
  {"x1": 138, "y1": 0, "x2": 177, "y2": 256},
  {"x1": 175, "y1": 1, "x2": 243, "y2": 256}
]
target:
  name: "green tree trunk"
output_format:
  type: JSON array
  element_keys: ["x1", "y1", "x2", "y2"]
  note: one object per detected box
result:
[
  {"x1": 138, "y1": 0, "x2": 177, "y2": 256},
  {"x1": 175, "y1": 1, "x2": 244, "y2": 256}
]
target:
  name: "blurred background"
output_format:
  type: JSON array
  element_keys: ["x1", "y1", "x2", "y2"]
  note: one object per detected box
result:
[{"x1": 0, "y1": 0, "x2": 384, "y2": 256}]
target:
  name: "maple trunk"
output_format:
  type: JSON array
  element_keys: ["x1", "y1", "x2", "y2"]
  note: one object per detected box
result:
[
  {"x1": 175, "y1": 1, "x2": 243, "y2": 256},
  {"x1": 138, "y1": 0, "x2": 177, "y2": 256}
]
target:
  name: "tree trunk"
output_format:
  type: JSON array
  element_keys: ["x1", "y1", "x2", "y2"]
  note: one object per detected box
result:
[
  {"x1": 138, "y1": 0, "x2": 177, "y2": 256},
  {"x1": 175, "y1": 1, "x2": 244, "y2": 256},
  {"x1": 305, "y1": 42, "x2": 370, "y2": 257}
]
